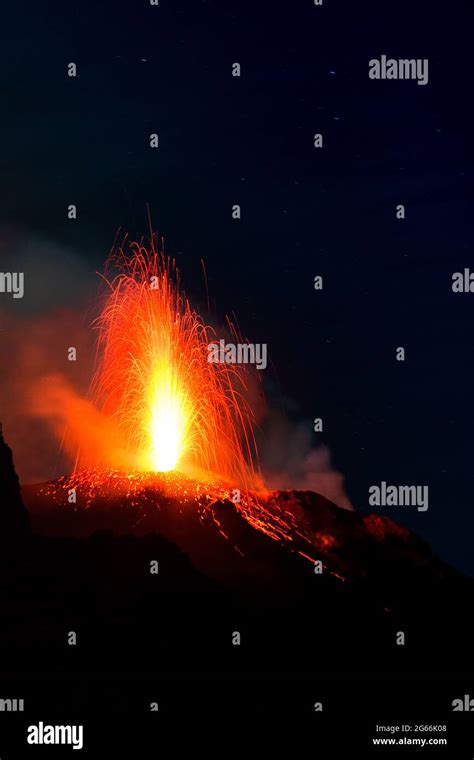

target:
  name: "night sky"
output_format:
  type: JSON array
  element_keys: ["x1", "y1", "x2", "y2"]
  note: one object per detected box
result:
[{"x1": 1, "y1": 0, "x2": 473, "y2": 573}]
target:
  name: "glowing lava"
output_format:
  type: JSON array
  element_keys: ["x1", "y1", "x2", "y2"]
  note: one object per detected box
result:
[
  {"x1": 147, "y1": 361, "x2": 188, "y2": 471},
  {"x1": 92, "y1": 235, "x2": 262, "y2": 488}
]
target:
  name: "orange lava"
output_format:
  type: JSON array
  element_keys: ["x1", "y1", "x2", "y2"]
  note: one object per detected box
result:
[
  {"x1": 39, "y1": 468, "x2": 327, "y2": 567},
  {"x1": 91, "y1": 235, "x2": 263, "y2": 490}
]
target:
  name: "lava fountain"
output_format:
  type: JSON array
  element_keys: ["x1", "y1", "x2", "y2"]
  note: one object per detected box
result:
[{"x1": 91, "y1": 234, "x2": 263, "y2": 490}]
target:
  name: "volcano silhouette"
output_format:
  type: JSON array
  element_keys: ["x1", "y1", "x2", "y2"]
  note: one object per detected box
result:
[
  {"x1": 21, "y1": 469, "x2": 456, "y2": 595},
  {"x1": 9, "y1": 472, "x2": 473, "y2": 671},
  {"x1": 0, "y1": 436, "x2": 472, "y2": 677}
]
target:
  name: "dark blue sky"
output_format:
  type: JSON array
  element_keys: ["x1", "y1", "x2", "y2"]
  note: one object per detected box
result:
[{"x1": 1, "y1": 0, "x2": 474, "y2": 573}]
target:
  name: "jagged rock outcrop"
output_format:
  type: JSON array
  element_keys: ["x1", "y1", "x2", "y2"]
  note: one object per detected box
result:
[{"x1": 0, "y1": 424, "x2": 31, "y2": 540}]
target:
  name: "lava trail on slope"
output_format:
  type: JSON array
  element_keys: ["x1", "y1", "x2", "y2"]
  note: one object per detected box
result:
[{"x1": 22, "y1": 469, "x2": 456, "y2": 596}]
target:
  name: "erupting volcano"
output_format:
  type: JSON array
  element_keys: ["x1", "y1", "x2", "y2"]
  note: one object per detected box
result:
[
  {"x1": 24, "y1": 233, "x2": 349, "y2": 568},
  {"x1": 3, "y1": 231, "x2": 472, "y2": 685},
  {"x1": 23, "y1": 233, "x2": 413, "y2": 571}
]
